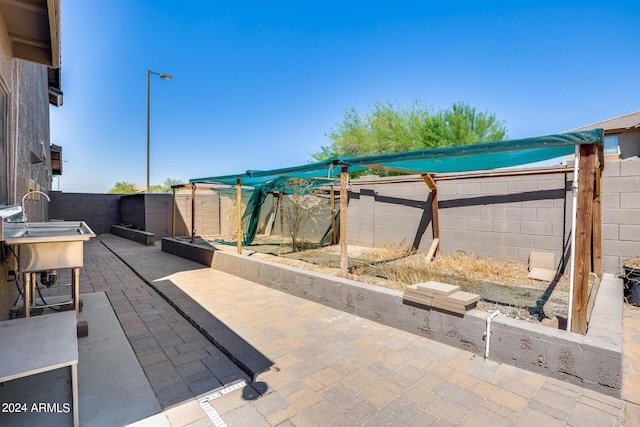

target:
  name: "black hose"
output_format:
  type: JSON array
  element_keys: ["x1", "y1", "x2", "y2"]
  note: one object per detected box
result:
[{"x1": 12, "y1": 272, "x2": 60, "y2": 313}]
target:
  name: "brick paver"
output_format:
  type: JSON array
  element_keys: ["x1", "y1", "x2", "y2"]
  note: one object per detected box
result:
[{"x1": 47, "y1": 235, "x2": 639, "y2": 426}]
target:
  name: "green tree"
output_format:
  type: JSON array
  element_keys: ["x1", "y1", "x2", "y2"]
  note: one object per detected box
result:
[
  {"x1": 107, "y1": 178, "x2": 184, "y2": 194},
  {"x1": 107, "y1": 182, "x2": 139, "y2": 194},
  {"x1": 149, "y1": 178, "x2": 184, "y2": 193},
  {"x1": 423, "y1": 102, "x2": 507, "y2": 147},
  {"x1": 313, "y1": 101, "x2": 507, "y2": 161},
  {"x1": 159, "y1": 178, "x2": 184, "y2": 192}
]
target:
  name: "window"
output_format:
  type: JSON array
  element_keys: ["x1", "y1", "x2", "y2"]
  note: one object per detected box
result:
[{"x1": 604, "y1": 135, "x2": 619, "y2": 155}]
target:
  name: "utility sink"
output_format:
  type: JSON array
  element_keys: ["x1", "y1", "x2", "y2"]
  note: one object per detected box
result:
[
  {"x1": 1, "y1": 221, "x2": 96, "y2": 273},
  {"x1": 2, "y1": 221, "x2": 95, "y2": 245}
]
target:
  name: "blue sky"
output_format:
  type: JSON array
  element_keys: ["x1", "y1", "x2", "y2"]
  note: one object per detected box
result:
[{"x1": 50, "y1": 1, "x2": 640, "y2": 193}]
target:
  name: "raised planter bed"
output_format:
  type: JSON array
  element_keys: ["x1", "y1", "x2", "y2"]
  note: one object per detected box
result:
[
  {"x1": 111, "y1": 225, "x2": 155, "y2": 246},
  {"x1": 162, "y1": 237, "x2": 623, "y2": 397}
]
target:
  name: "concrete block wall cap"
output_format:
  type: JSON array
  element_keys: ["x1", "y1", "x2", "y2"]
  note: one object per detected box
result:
[
  {"x1": 541, "y1": 329, "x2": 585, "y2": 348},
  {"x1": 582, "y1": 340, "x2": 623, "y2": 358}
]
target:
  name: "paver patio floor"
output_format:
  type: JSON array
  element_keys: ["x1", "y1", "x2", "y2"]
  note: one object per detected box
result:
[{"x1": 51, "y1": 235, "x2": 639, "y2": 426}]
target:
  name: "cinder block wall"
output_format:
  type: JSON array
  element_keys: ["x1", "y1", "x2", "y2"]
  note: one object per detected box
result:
[
  {"x1": 120, "y1": 194, "x2": 146, "y2": 229},
  {"x1": 347, "y1": 162, "x2": 640, "y2": 274},
  {"x1": 172, "y1": 192, "x2": 220, "y2": 238},
  {"x1": 50, "y1": 192, "x2": 221, "y2": 239},
  {"x1": 601, "y1": 160, "x2": 640, "y2": 272},
  {"x1": 49, "y1": 191, "x2": 121, "y2": 235},
  {"x1": 348, "y1": 172, "x2": 572, "y2": 269}
]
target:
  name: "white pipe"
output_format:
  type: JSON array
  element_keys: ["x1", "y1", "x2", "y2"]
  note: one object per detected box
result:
[
  {"x1": 13, "y1": 60, "x2": 20, "y2": 204},
  {"x1": 484, "y1": 310, "x2": 500, "y2": 361},
  {"x1": 567, "y1": 145, "x2": 580, "y2": 332}
]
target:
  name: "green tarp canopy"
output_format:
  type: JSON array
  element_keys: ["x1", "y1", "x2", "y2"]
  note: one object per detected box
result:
[
  {"x1": 191, "y1": 130, "x2": 602, "y2": 186},
  {"x1": 190, "y1": 129, "x2": 603, "y2": 244}
]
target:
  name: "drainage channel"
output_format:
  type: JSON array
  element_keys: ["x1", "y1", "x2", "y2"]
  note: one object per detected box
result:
[
  {"x1": 198, "y1": 380, "x2": 248, "y2": 427},
  {"x1": 99, "y1": 240, "x2": 259, "y2": 384}
]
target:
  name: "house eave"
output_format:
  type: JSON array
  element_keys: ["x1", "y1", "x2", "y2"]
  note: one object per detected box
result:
[{"x1": 0, "y1": 0, "x2": 61, "y2": 68}]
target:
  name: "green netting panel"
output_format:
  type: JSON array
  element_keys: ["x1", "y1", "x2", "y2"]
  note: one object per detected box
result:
[
  {"x1": 208, "y1": 177, "x2": 338, "y2": 246},
  {"x1": 340, "y1": 130, "x2": 602, "y2": 173},
  {"x1": 191, "y1": 130, "x2": 602, "y2": 186},
  {"x1": 190, "y1": 129, "x2": 603, "y2": 245}
]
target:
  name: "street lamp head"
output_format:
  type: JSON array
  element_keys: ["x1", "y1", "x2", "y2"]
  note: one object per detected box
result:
[{"x1": 159, "y1": 74, "x2": 173, "y2": 80}]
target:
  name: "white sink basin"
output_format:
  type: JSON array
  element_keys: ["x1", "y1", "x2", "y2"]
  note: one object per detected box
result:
[
  {"x1": 3, "y1": 221, "x2": 95, "y2": 245},
  {"x1": 1, "y1": 221, "x2": 96, "y2": 272}
]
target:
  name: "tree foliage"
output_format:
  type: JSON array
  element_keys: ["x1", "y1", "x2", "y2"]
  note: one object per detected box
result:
[
  {"x1": 107, "y1": 178, "x2": 184, "y2": 194},
  {"x1": 312, "y1": 101, "x2": 507, "y2": 162},
  {"x1": 107, "y1": 182, "x2": 138, "y2": 194}
]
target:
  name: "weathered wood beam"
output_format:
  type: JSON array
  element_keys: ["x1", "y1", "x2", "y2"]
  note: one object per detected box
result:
[
  {"x1": 330, "y1": 185, "x2": 336, "y2": 245},
  {"x1": 421, "y1": 174, "x2": 440, "y2": 257},
  {"x1": 191, "y1": 184, "x2": 196, "y2": 243},
  {"x1": 340, "y1": 167, "x2": 349, "y2": 277},
  {"x1": 358, "y1": 163, "x2": 416, "y2": 174},
  {"x1": 425, "y1": 238, "x2": 440, "y2": 263},
  {"x1": 236, "y1": 179, "x2": 242, "y2": 254},
  {"x1": 571, "y1": 144, "x2": 596, "y2": 334}
]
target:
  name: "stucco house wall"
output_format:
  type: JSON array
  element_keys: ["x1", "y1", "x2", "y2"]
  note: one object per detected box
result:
[{"x1": 0, "y1": 13, "x2": 57, "y2": 320}]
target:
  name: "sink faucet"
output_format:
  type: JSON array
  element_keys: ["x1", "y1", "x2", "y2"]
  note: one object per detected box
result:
[{"x1": 21, "y1": 191, "x2": 51, "y2": 222}]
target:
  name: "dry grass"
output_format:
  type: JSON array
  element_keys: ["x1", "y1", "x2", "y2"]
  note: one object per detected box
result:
[
  {"x1": 197, "y1": 237, "x2": 570, "y2": 320},
  {"x1": 199, "y1": 237, "x2": 567, "y2": 292},
  {"x1": 351, "y1": 243, "x2": 559, "y2": 288},
  {"x1": 623, "y1": 256, "x2": 640, "y2": 269}
]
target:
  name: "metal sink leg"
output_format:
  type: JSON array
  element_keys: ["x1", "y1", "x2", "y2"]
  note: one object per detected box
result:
[{"x1": 72, "y1": 268, "x2": 80, "y2": 317}]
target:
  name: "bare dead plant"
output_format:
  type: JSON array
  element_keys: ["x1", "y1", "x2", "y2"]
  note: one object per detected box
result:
[
  {"x1": 281, "y1": 178, "x2": 330, "y2": 251},
  {"x1": 623, "y1": 256, "x2": 640, "y2": 269}
]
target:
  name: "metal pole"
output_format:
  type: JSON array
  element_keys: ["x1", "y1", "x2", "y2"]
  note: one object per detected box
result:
[
  {"x1": 146, "y1": 70, "x2": 150, "y2": 193},
  {"x1": 191, "y1": 184, "x2": 196, "y2": 243},
  {"x1": 146, "y1": 70, "x2": 172, "y2": 193},
  {"x1": 568, "y1": 145, "x2": 580, "y2": 332},
  {"x1": 237, "y1": 179, "x2": 242, "y2": 254},
  {"x1": 171, "y1": 186, "x2": 176, "y2": 238}
]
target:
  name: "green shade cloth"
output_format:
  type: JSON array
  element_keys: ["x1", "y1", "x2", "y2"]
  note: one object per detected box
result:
[
  {"x1": 191, "y1": 129, "x2": 603, "y2": 245},
  {"x1": 192, "y1": 130, "x2": 602, "y2": 185}
]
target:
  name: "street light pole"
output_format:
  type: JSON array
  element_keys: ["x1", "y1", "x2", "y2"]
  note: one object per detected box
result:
[{"x1": 146, "y1": 69, "x2": 172, "y2": 193}]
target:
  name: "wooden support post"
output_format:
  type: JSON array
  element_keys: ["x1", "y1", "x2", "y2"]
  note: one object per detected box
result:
[
  {"x1": 425, "y1": 238, "x2": 439, "y2": 263},
  {"x1": 339, "y1": 167, "x2": 348, "y2": 277},
  {"x1": 330, "y1": 185, "x2": 336, "y2": 245},
  {"x1": 279, "y1": 191, "x2": 284, "y2": 238},
  {"x1": 191, "y1": 184, "x2": 196, "y2": 244},
  {"x1": 592, "y1": 167, "x2": 603, "y2": 279},
  {"x1": 571, "y1": 144, "x2": 596, "y2": 334},
  {"x1": 236, "y1": 179, "x2": 242, "y2": 254},
  {"x1": 421, "y1": 174, "x2": 440, "y2": 257},
  {"x1": 171, "y1": 186, "x2": 176, "y2": 238}
]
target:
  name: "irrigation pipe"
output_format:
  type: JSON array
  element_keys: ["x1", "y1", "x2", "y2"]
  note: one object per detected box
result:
[
  {"x1": 567, "y1": 145, "x2": 580, "y2": 332},
  {"x1": 484, "y1": 310, "x2": 500, "y2": 361}
]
